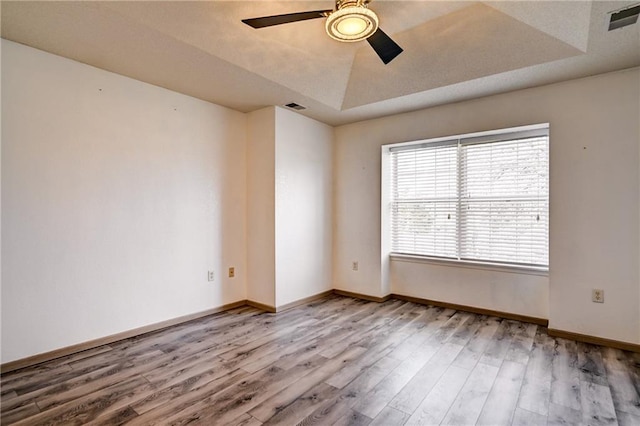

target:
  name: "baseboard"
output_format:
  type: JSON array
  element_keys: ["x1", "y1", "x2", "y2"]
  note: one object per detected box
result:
[
  {"x1": 391, "y1": 293, "x2": 549, "y2": 326},
  {"x1": 246, "y1": 300, "x2": 277, "y2": 313},
  {"x1": 548, "y1": 328, "x2": 640, "y2": 353},
  {"x1": 337, "y1": 289, "x2": 636, "y2": 353},
  {"x1": 275, "y1": 290, "x2": 334, "y2": 312},
  {"x1": 0, "y1": 300, "x2": 247, "y2": 374},
  {"x1": 2, "y1": 292, "x2": 336, "y2": 373},
  {"x1": 5, "y1": 292, "x2": 636, "y2": 374},
  {"x1": 333, "y1": 289, "x2": 392, "y2": 303}
]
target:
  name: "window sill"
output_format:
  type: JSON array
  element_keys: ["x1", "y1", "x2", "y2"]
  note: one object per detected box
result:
[{"x1": 389, "y1": 253, "x2": 549, "y2": 276}]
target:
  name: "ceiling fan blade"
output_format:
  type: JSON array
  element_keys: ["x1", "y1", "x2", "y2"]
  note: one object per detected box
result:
[
  {"x1": 367, "y1": 28, "x2": 403, "y2": 64},
  {"x1": 242, "y1": 10, "x2": 332, "y2": 29}
]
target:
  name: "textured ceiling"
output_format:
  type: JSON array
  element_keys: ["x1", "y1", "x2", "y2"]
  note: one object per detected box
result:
[{"x1": 2, "y1": 1, "x2": 639, "y2": 125}]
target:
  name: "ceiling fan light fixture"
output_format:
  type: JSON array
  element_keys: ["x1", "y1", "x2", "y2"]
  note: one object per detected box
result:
[{"x1": 326, "y1": 3, "x2": 378, "y2": 42}]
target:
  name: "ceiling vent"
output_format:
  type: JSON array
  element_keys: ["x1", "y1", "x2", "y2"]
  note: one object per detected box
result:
[
  {"x1": 285, "y1": 102, "x2": 306, "y2": 110},
  {"x1": 608, "y1": 3, "x2": 640, "y2": 31}
]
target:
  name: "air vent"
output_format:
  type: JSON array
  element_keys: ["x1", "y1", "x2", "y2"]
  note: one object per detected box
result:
[
  {"x1": 608, "y1": 3, "x2": 640, "y2": 31},
  {"x1": 285, "y1": 102, "x2": 306, "y2": 110}
]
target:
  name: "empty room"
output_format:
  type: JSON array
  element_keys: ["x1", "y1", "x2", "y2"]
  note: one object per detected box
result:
[{"x1": 1, "y1": 1, "x2": 639, "y2": 425}]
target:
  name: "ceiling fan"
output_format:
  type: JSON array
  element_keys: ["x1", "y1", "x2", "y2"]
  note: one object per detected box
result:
[{"x1": 241, "y1": 0, "x2": 403, "y2": 64}]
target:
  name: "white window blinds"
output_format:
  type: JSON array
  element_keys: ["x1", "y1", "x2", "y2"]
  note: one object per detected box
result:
[{"x1": 390, "y1": 128, "x2": 549, "y2": 268}]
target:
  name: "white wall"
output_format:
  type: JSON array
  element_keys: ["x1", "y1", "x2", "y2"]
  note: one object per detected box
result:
[
  {"x1": 0, "y1": 35, "x2": 3, "y2": 353},
  {"x1": 246, "y1": 107, "x2": 333, "y2": 308},
  {"x1": 2, "y1": 40, "x2": 638, "y2": 365},
  {"x1": 275, "y1": 107, "x2": 333, "y2": 306},
  {"x1": 334, "y1": 68, "x2": 639, "y2": 344},
  {"x1": 1, "y1": 40, "x2": 248, "y2": 362},
  {"x1": 547, "y1": 69, "x2": 639, "y2": 344},
  {"x1": 246, "y1": 107, "x2": 276, "y2": 307}
]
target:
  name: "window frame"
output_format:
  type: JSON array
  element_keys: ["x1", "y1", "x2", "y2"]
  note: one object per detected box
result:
[{"x1": 385, "y1": 124, "x2": 549, "y2": 274}]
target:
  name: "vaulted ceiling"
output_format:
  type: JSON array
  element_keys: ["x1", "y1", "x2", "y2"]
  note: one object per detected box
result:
[{"x1": 2, "y1": 1, "x2": 639, "y2": 125}]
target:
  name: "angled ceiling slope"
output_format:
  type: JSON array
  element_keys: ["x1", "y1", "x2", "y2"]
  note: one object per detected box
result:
[{"x1": 2, "y1": 1, "x2": 639, "y2": 126}]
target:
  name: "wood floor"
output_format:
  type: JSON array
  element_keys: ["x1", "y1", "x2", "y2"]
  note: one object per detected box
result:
[{"x1": 1, "y1": 295, "x2": 639, "y2": 425}]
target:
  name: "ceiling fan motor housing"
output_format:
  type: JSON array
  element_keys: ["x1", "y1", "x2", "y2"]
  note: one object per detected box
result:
[{"x1": 326, "y1": 0, "x2": 379, "y2": 42}]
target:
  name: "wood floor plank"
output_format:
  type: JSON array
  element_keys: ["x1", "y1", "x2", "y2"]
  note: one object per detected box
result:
[
  {"x1": 164, "y1": 312, "x2": 311, "y2": 358},
  {"x1": 140, "y1": 346, "x2": 235, "y2": 387},
  {"x1": 309, "y1": 297, "x2": 366, "y2": 320},
  {"x1": 477, "y1": 360, "x2": 527, "y2": 425},
  {"x1": 267, "y1": 332, "x2": 405, "y2": 426},
  {"x1": 349, "y1": 343, "x2": 440, "y2": 419},
  {"x1": 1, "y1": 361, "x2": 136, "y2": 413},
  {"x1": 12, "y1": 376, "x2": 151, "y2": 425},
  {"x1": 405, "y1": 365, "x2": 470, "y2": 425},
  {"x1": 517, "y1": 327, "x2": 554, "y2": 416},
  {"x1": 452, "y1": 316, "x2": 502, "y2": 370},
  {"x1": 215, "y1": 317, "x2": 319, "y2": 361},
  {"x1": 131, "y1": 365, "x2": 250, "y2": 416},
  {"x1": 26, "y1": 350, "x2": 164, "y2": 412},
  {"x1": 601, "y1": 347, "x2": 640, "y2": 417},
  {"x1": 369, "y1": 406, "x2": 409, "y2": 426},
  {"x1": 448, "y1": 313, "x2": 482, "y2": 346},
  {"x1": 517, "y1": 379, "x2": 552, "y2": 418},
  {"x1": 550, "y1": 337, "x2": 582, "y2": 411},
  {"x1": 87, "y1": 405, "x2": 139, "y2": 426},
  {"x1": 0, "y1": 390, "x2": 18, "y2": 400},
  {"x1": 429, "y1": 311, "x2": 472, "y2": 345},
  {"x1": 385, "y1": 306, "x2": 444, "y2": 361},
  {"x1": 325, "y1": 353, "x2": 398, "y2": 390},
  {"x1": 319, "y1": 302, "x2": 418, "y2": 359},
  {"x1": 601, "y1": 346, "x2": 633, "y2": 371},
  {"x1": 1, "y1": 344, "x2": 114, "y2": 396},
  {"x1": 137, "y1": 315, "x2": 322, "y2": 387},
  {"x1": 232, "y1": 413, "x2": 263, "y2": 426},
  {"x1": 440, "y1": 361, "x2": 500, "y2": 425},
  {"x1": 245, "y1": 299, "x2": 400, "y2": 376},
  {"x1": 547, "y1": 402, "x2": 582, "y2": 426},
  {"x1": 329, "y1": 299, "x2": 401, "y2": 328},
  {"x1": 580, "y1": 380, "x2": 618, "y2": 425},
  {"x1": 1, "y1": 364, "x2": 75, "y2": 396},
  {"x1": 261, "y1": 382, "x2": 339, "y2": 425},
  {"x1": 332, "y1": 409, "x2": 372, "y2": 426},
  {"x1": 162, "y1": 354, "x2": 330, "y2": 425},
  {"x1": 291, "y1": 356, "x2": 394, "y2": 426},
  {"x1": 2, "y1": 295, "x2": 638, "y2": 426},
  {"x1": 504, "y1": 322, "x2": 537, "y2": 365},
  {"x1": 388, "y1": 342, "x2": 464, "y2": 414},
  {"x1": 0, "y1": 402, "x2": 39, "y2": 425},
  {"x1": 249, "y1": 346, "x2": 367, "y2": 422},
  {"x1": 1, "y1": 362, "x2": 74, "y2": 390},
  {"x1": 616, "y1": 410, "x2": 640, "y2": 426},
  {"x1": 479, "y1": 318, "x2": 517, "y2": 367},
  {"x1": 511, "y1": 407, "x2": 547, "y2": 425},
  {"x1": 353, "y1": 307, "x2": 466, "y2": 420},
  {"x1": 242, "y1": 325, "x2": 342, "y2": 374},
  {"x1": 578, "y1": 341, "x2": 609, "y2": 386}
]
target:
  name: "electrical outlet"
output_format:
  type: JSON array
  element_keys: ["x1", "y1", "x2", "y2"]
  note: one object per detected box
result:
[
  {"x1": 208, "y1": 271, "x2": 214, "y2": 282},
  {"x1": 229, "y1": 267, "x2": 235, "y2": 278},
  {"x1": 592, "y1": 288, "x2": 604, "y2": 303},
  {"x1": 352, "y1": 261, "x2": 359, "y2": 271}
]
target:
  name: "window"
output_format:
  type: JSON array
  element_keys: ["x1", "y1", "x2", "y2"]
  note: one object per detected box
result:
[{"x1": 389, "y1": 126, "x2": 549, "y2": 269}]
